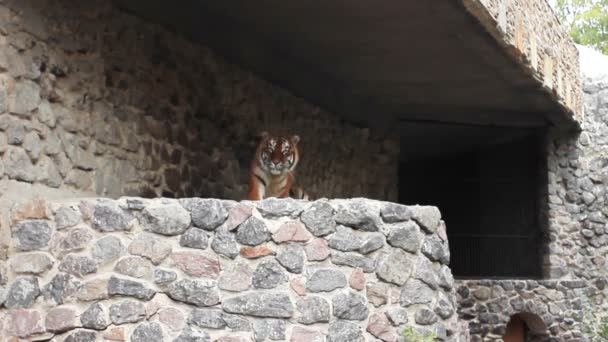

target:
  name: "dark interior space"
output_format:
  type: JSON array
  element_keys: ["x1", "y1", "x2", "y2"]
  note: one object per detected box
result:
[{"x1": 399, "y1": 123, "x2": 545, "y2": 278}]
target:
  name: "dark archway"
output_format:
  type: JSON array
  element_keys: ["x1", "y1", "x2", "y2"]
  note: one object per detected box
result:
[{"x1": 504, "y1": 313, "x2": 548, "y2": 342}]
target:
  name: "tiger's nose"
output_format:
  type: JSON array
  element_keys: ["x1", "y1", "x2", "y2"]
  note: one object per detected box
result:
[{"x1": 271, "y1": 159, "x2": 281, "y2": 165}]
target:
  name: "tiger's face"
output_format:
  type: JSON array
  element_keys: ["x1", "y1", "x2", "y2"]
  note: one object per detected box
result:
[{"x1": 257, "y1": 132, "x2": 300, "y2": 176}]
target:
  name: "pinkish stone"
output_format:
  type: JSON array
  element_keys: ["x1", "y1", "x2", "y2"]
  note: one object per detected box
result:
[
  {"x1": 367, "y1": 312, "x2": 398, "y2": 342},
  {"x1": 239, "y1": 245, "x2": 275, "y2": 259},
  {"x1": 304, "y1": 239, "x2": 330, "y2": 261},
  {"x1": 103, "y1": 326, "x2": 125, "y2": 341},
  {"x1": 158, "y1": 307, "x2": 185, "y2": 331},
  {"x1": 171, "y1": 251, "x2": 221, "y2": 278},
  {"x1": 290, "y1": 276, "x2": 306, "y2": 296},
  {"x1": 45, "y1": 306, "x2": 80, "y2": 333},
  {"x1": 11, "y1": 200, "x2": 49, "y2": 223},
  {"x1": 216, "y1": 337, "x2": 251, "y2": 342},
  {"x1": 367, "y1": 282, "x2": 389, "y2": 307},
  {"x1": 349, "y1": 268, "x2": 365, "y2": 290},
  {"x1": 5, "y1": 309, "x2": 45, "y2": 337},
  {"x1": 77, "y1": 278, "x2": 109, "y2": 301},
  {"x1": 437, "y1": 221, "x2": 448, "y2": 241},
  {"x1": 272, "y1": 221, "x2": 313, "y2": 243},
  {"x1": 78, "y1": 200, "x2": 96, "y2": 221},
  {"x1": 290, "y1": 326, "x2": 325, "y2": 342},
  {"x1": 224, "y1": 204, "x2": 253, "y2": 231}
]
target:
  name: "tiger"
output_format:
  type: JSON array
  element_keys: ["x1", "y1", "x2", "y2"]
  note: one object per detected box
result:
[{"x1": 247, "y1": 132, "x2": 310, "y2": 201}]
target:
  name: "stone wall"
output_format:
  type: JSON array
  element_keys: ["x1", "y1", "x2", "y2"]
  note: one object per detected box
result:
[
  {"x1": 0, "y1": 0, "x2": 399, "y2": 203},
  {"x1": 0, "y1": 197, "x2": 459, "y2": 341}
]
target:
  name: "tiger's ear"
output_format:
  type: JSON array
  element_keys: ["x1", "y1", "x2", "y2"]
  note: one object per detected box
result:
[{"x1": 291, "y1": 134, "x2": 300, "y2": 145}]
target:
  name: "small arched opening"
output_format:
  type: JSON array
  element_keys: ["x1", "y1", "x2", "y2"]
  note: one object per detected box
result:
[{"x1": 504, "y1": 313, "x2": 548, "y2": 342}]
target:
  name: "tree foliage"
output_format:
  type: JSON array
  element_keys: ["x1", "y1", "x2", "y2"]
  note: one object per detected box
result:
[{"x1": 551, "y1": 0, "x2": 608, "y2": 54}]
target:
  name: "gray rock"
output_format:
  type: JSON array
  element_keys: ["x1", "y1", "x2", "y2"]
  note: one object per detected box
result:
[
  {"x1": 387, "y1": 221, "x2": 422, "y2": 253},
  {"x1": 10, "y1": 252, "x2": 53, "y2": 274},
  {"x1": 114, "y1": 256, "x2": 153, "y2": 279},
  {"x1": 211, "y1": 227, "x2": 239, "y2": 259},
  {"x1": 276, "y1": 243, "x2": 305, "y2": 273},
  {"x1": 6, "y1": 120, "x2": 25, "y2": 145},
  {"x1": 81, "y1": 303, "x2": 108, "y2": 330},
  {"x1": 434, "y1": 294, "x2": 454, "y2": 319},
  {"x1": 415, "y1": 308, "x2": 438, "y2": 325},
  {"x1": 438, "y1": 265, "x2": 454, "y2": 290},
  {"x1": 59, "y1": 255, "x2": 98, "y2": 277},
  {"x1": 300, "y1": 200, "x2": 336, "y2": 236},
  {"x1": 51, "y1": 227, "x2": 93, "y2": 255},
  {"x1": 4, "y1": 147, "x2": 36, "y2": 182},
  {"x1": 92, "y1": 201, "x2": 134, "y2": 232},
  {"x1": 219, "y1": 261, "x2": 252, "y2": 292},
  {"x1": 380, "y1": 203, "x2": 412, "y2": 223},
  {"x1": 306, "y1": 268, "x2": 346, "y2": 292},
  {"x1": 421, "y1": 235, "x2": 450, "y2": 265},
  {"x1": 376, "y1": 249, "x2": 415, "y2": 286},
  {"x1": 254, "y1": 319, "x2": 286, "y2": 341},
  {"x1": 5, "y1": 276, "x2": 40, "y2": 308},
  {"x1": 332, "y1": 291, "x2": 369, "y2": 320},
  {"x1": 180, "y1": 228, "x2": 209, "y2": 249},
  {"x1": 23, "y1": 131, "x2": 41, "y2": 161},
  {"x1": 173, "y1": 326, "x2": 211, "y2": 342},
  {"x1": 358, "y1": 233, "x2": 385, "y2": 254},
  {"x1": 252, "y1": 258, "x2": 285, "y2": 289},
  {"x1": 327, "y1": 321, "x2": 365, "y2": 342},
  {"x1": 42, "y1": 272, "x2": 82, "y2": 304},
  {"x1": 91, "y1": 235, "x2": 125, "y2": 265},
  {"x1": 10, "y1": 80, "x2": 40, "y2": 116},
  {"x1": 222, "y1": 292, "x2": 294, "y2": 318},
  {"x1": 236, "y1": 217, "x2": 270, "y2": 246},
  {"x1": 167, "y1": 279, "x2": 220, "y2": 307},
  {"x1": 334, "y1": 199, "x2": 382, "y2": 232},
  {"x1": 183, "y1": 198, "x2": 228, "y2": 230},
  {"x1": 154, "y1": 269, "x2": 177, "y2": 285},
  {"x1": 13, "y1": 219, "x2": 52, "y2": 251},
  {"x1": 256, "y1": 197, "x2": 304, "y2": 217},
  {"x1": 385, "y1": 307, "x2": 409, "y2": 326},
  {"x1": 410, "y1": 206, "x2": 441, "y2": 233},
  {"x1": 414, "y1": 257, "x2": 438, "y2": 290},
  {"x1": 222, "y1": 314, "x2": 252, "y2": 332},
  {"x1": 297, "y1": 296, "x2": 331, "y2": 324},
  {"x1": 142, "y1": 202, "x2": 191, "y2": 236},
  {"x1": 331, "y1": 251, "x2": 375, "y2": 273},
  {"x1": 55, "y1": 206, "x2": 81, "y2": 229},
  {"x1": 36, "y1": 155, "x2": 62, "y2": 188},
  {"x1": 328, "y1": 226, "x2": 362, "y2": 251},
  {"x1": 189, "y1": 309, "x2": 226, "y2": 329},
  {"x1": 400, "y1": 279, "x2": 434, "y2": 307},
  {"x1": 64, "y1": 330, "x2": 97, "y2": 342},
  {"x1": 131, "y1": 322, "x2": 164, "y2": 342},
  {"x1": 108, "y1": 276, "x2": 155, "y2": 300},
  {"x1": 128, "y1": 232, "x2": 172, "y2": 265},
  {"x1": 109, "y1": 300, "x2": 146, "y2": 324}
]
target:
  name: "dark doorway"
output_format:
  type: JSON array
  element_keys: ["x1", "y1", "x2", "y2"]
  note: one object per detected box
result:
[{"x1": 399, "y1": 126, "x2": 544, "y2": 278}]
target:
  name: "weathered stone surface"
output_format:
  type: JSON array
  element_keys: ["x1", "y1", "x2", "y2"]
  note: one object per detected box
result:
[
  {"x1": 185, "y1": 198, "x2": 228, "y2": 230},
  {"x1": 222, "y1": 313, "x2": 252, "y2": 332},
  {"x1": 23, "y1": 131, "x2": 41, "y2": 161},
  {"x1": 10, "y1": 252, "x2": 53, "y2": 274},
  {"x1": 189, "y1": 308, "x2": 226, "y2": 329},
  {"x1": 367, "y1": 312, "x2": 399, "y2": 342},
  {"x1": 131, "y1": 322, "x2": 164, "y2": 342},
  {"x1": 107, "y1": 276, "x2": 155, "y2": 300},
  {"x1": 158, "y1": 307, "x2": 185, "y2": 331},
  {"x1": 103, "y1": 326, "x2": 126, "y2": 341},
  {"x1": 421, "y1": 235, "x2": 450, "y2": 265},
  {"x1": 59, "y1": 255, "x2": 98, "y2": 277},
  {"x1": 173, "y1": 326, "x2": 211, "y2": 342},
  {"x1": 276, "y1": 243, "x2": 305, "y2": 273},
  {"x1": 254, "y1": 319, "x2": 286, "y2": 341},
  {"x1": 91, "y1": 235, "x2": 124, "y2": 265},
  {"x1": 171, "y1": 251, "x2": 221, "y2": 278},
  {"x1": 296, "y1": 296, "x2": 331, "y2": 324},
  {"x1": 180, "y1": 228, "x2": 209, "y2": 249},
  {"x1": 13, "y1": 220, "x2": 52, "y2": 251},
  {"x1": 5, "y1": 309, "x2": 45, "y2": 338},
  {"x1": 438, "y1": 265, "x2": 454, "y2": 290},
  {"x1": 327, "y1": 321, "x2": 365, "y2": 342},
  {"x1": 4, "y1": 147, "x2": 36, "y2": 182},
  {"x1": 414, "y1": 257, "x2": 438, "y2": 290},
  {"x1": 304, "y1": 238, "x2": 330, "y2": 261},
  {"x1": 385, "y1": 307, "x2": 409, "y2": 326},
  {"x1": 387, "y1": 221, "x2": 422, "y2": 253},
  {"x1": 300, "y1": 201, "x2": 336, "y2": 236},
  {"x1": 349, "y1": 268, "x2": 366, "y2": 290},
  {"x1": 434, "y1": 294, "x2": 454, "y2": 319},
  {"x1": 306, "y1": 268, "x2": 346, "y2": 292},
  {"x1": 43, "y1": 272, "x2": 82, "y2": 304},
  {"x1": 331, "y1": 251, "x2": 375, "y2": 273},
  {"x1": 10, "y1": 80, "x2": 40, "y2": 116},
  {"x1": 240, "y1": 245, "x2": 275, "y2": 259},
  {"x1": 415, "y1": 308, "x2": 438, "y2": 325},
  {"x1": 142, "y1": 202, "x2": 191, "y2": 235},
  {"x1": 236, "y1": 217, "x2": 270, "y2": 246},
  {"x1": 109, "y1": 300, "x2": 146, "y2": 324},
  {"x1": 359, "y1": 233, "x2": 385, "y2": 254},
  {"x1": 376, "y1": 249, "x2": 415, "y2": 285},
  {"x1": 367, "y1": 282, "x2": 389, "y2": 307},
  {"x1": 290, "y1": 276, "x2": 306, "y2": 296},
  {"x1": 154, "y1": 269, "x2": 177, "y2": 285},
  {"x1": 290, "y1": 326, "x2": 325, "y2": 342},
  {"x1": 334, "y1": 199, "x2": 382, "y2": 232},
  {"x1": 328, "y1": 225, "x2": 362, "y2": 251},
  {"x1": 128, "y1": 232, "x2": 172, "y2": 265},
  {"x1": 223, "y1": 203, "x2": 253, "y2": 231},
  {"x1": 332, "y1": 290, "x2": 369, "y2": 320},
  {"x1": 81, "y1": 303, "x2": 108, "y2": 330},
  {"x1": 64, "y1": 329, "x2": 98, "y2": 342},
  {"x1": 51, "y1": 227, "x2": 94, "y2": 255},
  {"x1": 5, "y1": 277, "x2": 40, "y2": 308},
  {"x1": 92, "y1": 201, "x2": 134, "y2": 232},
  {"x1": 114, "y1": 256, "x2": 153, "y2": 279},
  {"x1": 399, "y1": 279, "x2": 434, "y2": 307},
  {"x1": 410, "y1": 206, "x2": 441, "y2": 233},
  {"x1": 211, "y1": 227, "x2": 239, "y2": 259},
  {"x1": 219, "y1": 261, "x2": 252, "y2": 292},
  {"x1": 253, "y1": 258, "x2": 286, "y2": 289},
  {"x1": 10, "y1": 199, "x2": 49, "y2": 221},
  {"x1": 380, "y1": 203, "x2": 412, "y2": 223},
  {"x1": 223, "y1": 292, "x2": 294, "y2": 318},
  {"x1": 167, "y1": 279, "x2": 220, "y2": 307},
  {"x1": 272, "y1": 221, "x2": 312, "y2": 243},
  {"x1": 45, "y1": 306, "x2": 80, "y2": 332},
  {"x1": 77, "y1": 278, "x2": 109, "y2": 301},
  {"x1": 256, "y1": 198, "x2": 304, "y2": 217}
]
